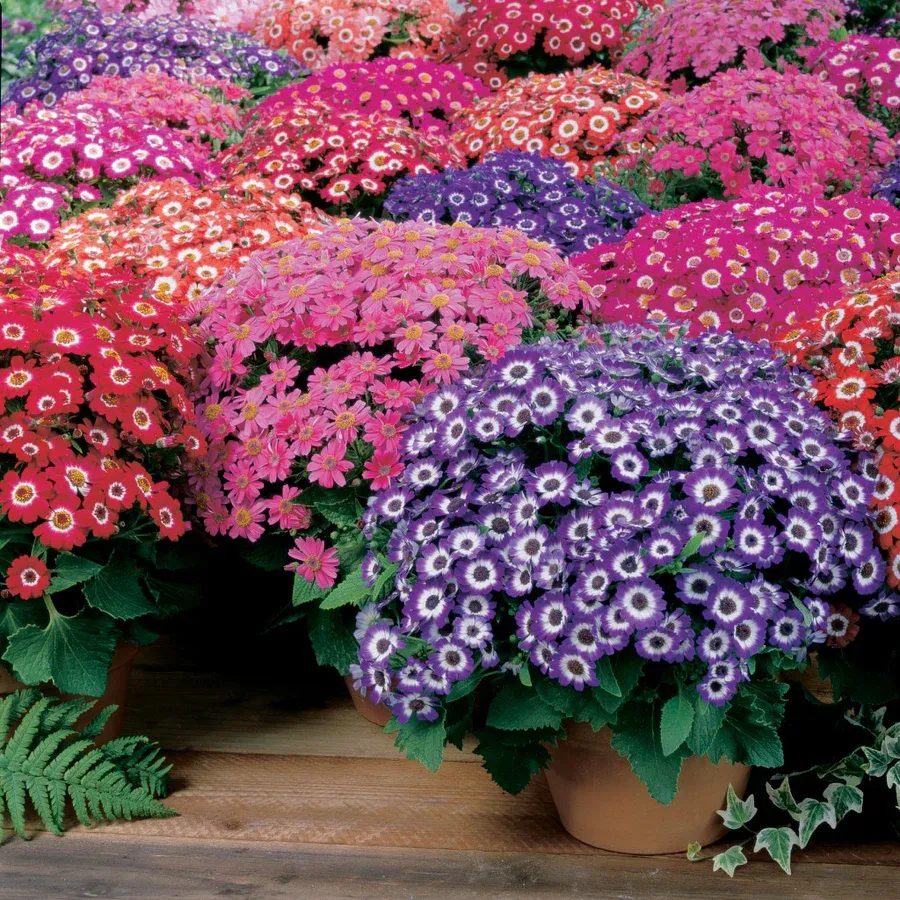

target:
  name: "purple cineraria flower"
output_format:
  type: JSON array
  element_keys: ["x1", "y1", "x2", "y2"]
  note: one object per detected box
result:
[
  {"x1": 393, "y1": 693, "x2": 441, "y2": 724},
  {"x1": 550, "y1": 650, "x2": 599, "y2": 691},
  {"x1": 360, "y1": 622, "x2": 405, "y2": 664}
]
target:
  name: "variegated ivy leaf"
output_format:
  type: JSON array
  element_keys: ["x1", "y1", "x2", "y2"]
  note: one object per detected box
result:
[
  {"x1": 796, "y1": 798, "x2": 837, "y2": 849},
  {"x1": 712, "y1": 845, "x2": 748, "y2": 878},
  {"x1": 717, "y1": 784, "x2": 757, "y2": 830},
  {"x1": 882, "y1": 733, "x2": 900, "y2": 760},
  {"x1": 686, "y1": 841, "x2": 703, "y2": 862},
  {"x1": 766, "y1": 777, "x2": 801, "y2": 818},
  {"x1": 754, "y1": 826, "x2": 799, "y2": 875},
  {"x1": 823, "y1": 782, "x2": 864, "y2": 822},
  {"x1": 862, "y1": 745, "x2": 893, "y2": 778},
  {"x1": 885, "y1": 762, "x2": 900, "y2": 794}
]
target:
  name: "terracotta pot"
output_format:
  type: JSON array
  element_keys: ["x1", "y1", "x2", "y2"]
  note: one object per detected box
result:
[
  {"x1": 344, "y1": 675, "x2": 392, "y2": 727},
  {"x1": 546, "y1": 721, "x2": 751, "y2": 854},
  {"x1": 782, "y1": 653, "x2": 834, "y2": 704},
  {"x1": 0, "y1": 643, "x2": 139, "y2": 746}
]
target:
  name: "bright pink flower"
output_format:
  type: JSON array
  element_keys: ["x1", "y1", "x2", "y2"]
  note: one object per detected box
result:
[
  {"x1": 288, "y1": 537, "x2": 340, "y2": 589},
  {"x1": 307, "y1": 438, "x2": 354, "y2": 488}
]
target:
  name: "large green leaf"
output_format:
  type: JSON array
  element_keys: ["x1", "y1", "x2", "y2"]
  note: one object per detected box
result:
[
  {"x1": 534, "y1": 674, "x2": 612, "y2": 729},
  {"x1": 754, "y1": 826, "x2": 798, "y2": 875},
  {"x1": 473, "y1": 727, "x2": 554, "y2": 795},
  {"x1": 660, "y1": 687, "x2": 694, "y2": 757},
  {"x1": 385, "y1": 713, "x2": 446, "y2": 773},
  {"x1": 611, "y1": 699, "x2": 688, "y2": 805},
  {"x1": 306, "y1": 608, "x2": 357, "y2": 676},
  {"x1": 2, "y1": 611, "x2": 118, "y2": 697},
  {"x1": 291, "y1": 572, "x2": 328, "y2": 607},
  {"x1": 0, "y1": 600, "x2": 49, "y2": 642},
  {"x1": 83, "y1": 556, "x2": 158, "y2": 621},
  {"x1": 688, "y1": 696, "x2": 726, "y2": 758},
  {"x1": 45, "y1": 553, "x2": 103, "y2": 595},
  {"x1": 486, "y1": 681, "x2": 563, "y2": 732},
  {"x1": 320, "y1": 564, "x2": 369, "y2": 610},
  {"x1": 304, "y1": 486, "x2": 364, "y2": 527}
]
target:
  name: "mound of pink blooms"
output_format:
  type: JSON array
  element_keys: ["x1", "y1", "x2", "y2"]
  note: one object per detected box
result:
[
  {"x1": 279, "y1": 58, "x2": 489, "y2": 136},
  {"x1": 804, "y1": 36, "x2": 900, "y2": 132},
  {"x1": 450, "y1": 0, "x2": 639, "y2": 90},
  {"x1": 48, "y1": 0, "x2": 266, "y2": 31},
  {"x1": 615, "y1": 66, "x2": 895, "y2": 201},
  {"x1": 0, "y1": 98, "x2": 218, "y2": 243},
  {"x1": 572, "y1": 189, "x2": 900, "y2": 337},
  {"x1": 73, "y1": 72, "x2": 250, "y2": 146},
  {"x1": 221, "y1": 96, "x2": 464, "y2": 213},
  {"x1": 451, "y1": 65, "x2": 666, "y2": 178},
  {"x1": 185, "y1": 219, "x2": 599, "y2": 584},
  {"x1": 620, "y1": 0, "x2": 845, "y2": 89}
]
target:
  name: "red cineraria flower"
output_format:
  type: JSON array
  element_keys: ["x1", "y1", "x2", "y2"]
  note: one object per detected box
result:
[{"x1": 5, "y1": 555, "x2": 51, "y2": 600}]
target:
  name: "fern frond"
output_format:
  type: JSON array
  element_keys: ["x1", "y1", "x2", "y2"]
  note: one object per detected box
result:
[{"x1": 0, "y1": 690, "x2": 176, "y2": 839}]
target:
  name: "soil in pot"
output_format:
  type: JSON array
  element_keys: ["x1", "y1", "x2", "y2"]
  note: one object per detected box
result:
[
  {"x1": 545, "y1": 720, "x2": 751, "y2": 854},
  {"x1": 344, "y1": 675, "x2": 392, "y2": 727},
  {"x1": 0, "y1": 643, "x2": 140, "y2": 746}
]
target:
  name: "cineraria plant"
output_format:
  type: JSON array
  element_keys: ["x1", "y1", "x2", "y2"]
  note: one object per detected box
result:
[
  {"x1": 873, "y1": 157, "x2": 900, "y2": 206},
  {"x1": 72, "y1": 73, "x2": 250, "y2": 148},
  {"x1": 449, "y1": 0, "x2": 639, "y2": 89},
  {"x1": 280, "y1": 58, "x2": 489, "y2": 136},
  {"x1": 353, "y1": 327, "x2": 877, "y2": 801},
  {"x1": 43, "y1": 175, "x2": 328, "y2": 306},
  {"x1": 451, "y1": 65, "x2": 666, "y2": 179},
  {"x1": 612, "y1": 67, "x2": 895, "y2": 203},
  {"x1": 221, "y1": 96, "x2": 464, "y2": 215},
  {"x1": 47, "y1": 0, "x2": 268, "y2": 32},
  {"x1": 0, "y1": 97, "x2": 219, "y2": 244},
  {"x1": 2, "y1": 9, "x2": 303, "y2": 109},
  {"x1": 184, "y1": 219, "x2": 597, "y2": 670},
  {"x1": 803, "y1": 37, "x2": 900, "y2": 135},
  {"x1": 619, "y1": 0, "x2": 846, "y2": 91},
  {"x1": 843, "y1": 0, "x2": 900, "y2": 39},
  {"x1": 250, "y1": 0, "x2": 456, "y2": 70},
  {"x1": 384, "y1": 150, "x2": 652, "y2": 254},
  {"x1": 0, "y1": 250, "x2": 206, "y2": 697},
  {"x1": 572, "y1": 190, "x2": 900, "y2": 337}
]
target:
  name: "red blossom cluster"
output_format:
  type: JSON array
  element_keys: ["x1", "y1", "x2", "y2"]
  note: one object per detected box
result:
[
  {"x1": 777, "y1": 274, "x2": 900, "y2": 587},
  {"x1": 572, "y1": 189, "x2": 900, "y2": 337},
  {"x1": 0, "y1": 249, "x2": 204, "y2": 576},
  {"x1": 221, "y1": 96, "x2": 465, "y2": 213},
  {"x1": 451, "y1": 65, "x2": 666, "y2": 178}
]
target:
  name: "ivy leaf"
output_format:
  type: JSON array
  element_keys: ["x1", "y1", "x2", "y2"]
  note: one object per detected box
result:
[
  {"x1": 306, "y1": 608, "x2": 357, "y2": 676},
  {"x1": 46, "y1": 552, "x2": 103, "y2": 594},
  {"x1": 319, "y1": 564, "x2": 369, "y2": 610},
  {"x1": 688, "y1": 696, "x2": 726, "y2": 757},
  {"x1": 83, "y1": 556, "x2": 158, "y2": 620},
  {"x1": 486, "y1": 681, "x2": 563, "y2": 732},
  {"x1": 862, "y1": 745, "x2": 893, "y2": 778},
  {"x1": 796, "y1": 798, "x2": 837, "y2": 849},
  {"x1": 823, "y1": 782, "x2": 864, "y2": 822},
  {"x1": 686, "y1": 841, "x2": 703, "y2": 861},
  {"x1": 766, "y1": 777, "x2": 802, "y2": 818},
  {"x1": 291, "y1": 572, "x2": 328, "y2": 607},
  {"x1": 386, "y1": 713, "x2": 446, "y2": 773},
  {"x1": 2, "y1": 611, "x2": 118, "y2": 697},
  {"x1": 754, "y1": 827, "x2": 799, "y2": 875},
  {"x1": 717, "y1": 784, "x2": 757, "y2": 830},
  {"x1": 473, "y1": 727, "x2": 553, "y2": 795},
  {"x1": 611, "y1": 699, "x2": 687, "y2": 805},
  {"x1": 712, "y1": 845, "x2": 748, "y2": 878},
  {"x1": 660, "y1": 687, "x2": 694, "y2": 757}
]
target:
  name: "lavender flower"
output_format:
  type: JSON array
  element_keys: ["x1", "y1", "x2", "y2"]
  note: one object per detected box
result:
[
  {"x1": 355, "y1": 325, "x2": 895, "y2": 721},
  {"x1": 384, "y1": 150, "x2": 651, "y2": 254},
  {"x1": 872, "y1": 157, "x2": 900, "y2": 208}
]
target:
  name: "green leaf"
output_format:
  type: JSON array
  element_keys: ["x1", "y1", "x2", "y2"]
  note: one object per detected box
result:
[
  {"x1": 823, "y1": 782, "x2": 864, "y2": 822},
  {"x1": 534, "y1": 674, "x2": 611, "y2": 728},
  {"x1": 518, "y1": 665, "x2": 532, "y2": 687},
  {"x1": 83, "y1": 557, "x2": 158, "y2": 621},
  {"x1": 319, "y1": 564, "x2": 369, "y2": 610},
  {"x1": 595, "y1": 656, "x2": 620, "y2": 697},
  {"x1": 712, "y1": 845, "x2": 748, "y2": 878},
  {"x1": 862, "y1": 745, "x2": 893, "y2": 778},
  {"x1": 2, "y1": 612, "x2": 118, "y2": 697},
  {"x1": 0, "y1": 600, "x2": 49, "y2": 642},
  {"x1": 717, "y1": 784, "x2": 757, "y2": 830},
  {"x1": 707, "y1": 686, "x2": 784, "y2": 768},
  {"x1": 487, "y1": 681, "x2": 562, "y2": 732},
  {"x1": 678, "y1": 532, "x2": 705, "y2": 562},
  {"x1": 660, "y1": 688, "x2": 694, "y2": 757},
  {"x1": 796, "y1": 798, "x2": 837, "y2": 849},
  {"x1": 291, "y1": 572, "x2": 328, "y2": 607},
  {"x1": 304, "y1": 486, "x2": 364, "y2": 526},
  {"x1": 305, "y1": 608, "x2": 357, "y2": 676},
  {"x1": 766, "y1": 777, "x2": 802, "y2": 818},
  {"x1": 754, "y1": 827, "x2": 798, "y2": 875},
  {"x1": 611, "y1": 699, "x2": 687, "y2": 805},
  {"x1": 593, "y1": 653, "x2": 643, "y2": 713},
  {"x1": 446, "y1": 668, "x2": 487, "y2": 703},
  {"x1": 686, "y1": 841, "x2": 703, "y2": 861},
  {"x1": 387, "y1": 713, "x2": 446, "y2": 773},
  {"x1": 688, "y1": 697, "x2": 726, "y2": 757},
  {"x1": 473, "y1": 727, "x2": 553, "y2": 795},
  {"x1": 45, "y1": 553, "x2": 103, "y2": 595},
  {"x1": 371, "y1": 562, "x2": 399, "y2": 603},
  {"x1": 240, "y1": 538, "x2": 291, "y2": 572},
  {"x1": 144, "y1": 573, "x2": 200, "y2": 618}
]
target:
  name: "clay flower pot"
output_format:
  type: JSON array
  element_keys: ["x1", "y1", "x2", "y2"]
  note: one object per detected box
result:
[
  {"x1": 0, "y1": 643, "x2": 140, "y2": 746},
  {"x1": 344, "y1": 675, "x2": 392, "y2": 727},
  {"x1": 545, "y1": 721, "x2": 751, "y2": 854}
]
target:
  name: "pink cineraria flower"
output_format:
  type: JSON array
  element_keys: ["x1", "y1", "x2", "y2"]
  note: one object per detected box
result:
[{"x1": 288, "y1": 537, "x2": 340, "y2": 589}]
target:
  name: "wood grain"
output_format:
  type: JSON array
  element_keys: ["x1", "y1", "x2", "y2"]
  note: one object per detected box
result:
[{"x1": 3, "y1": 834, "x2": 899, "y2": 900}]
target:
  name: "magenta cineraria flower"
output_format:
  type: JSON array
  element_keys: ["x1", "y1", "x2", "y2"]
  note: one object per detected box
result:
[{"x1": 354, "y1": 325, "x2": 894, "y2": 723}]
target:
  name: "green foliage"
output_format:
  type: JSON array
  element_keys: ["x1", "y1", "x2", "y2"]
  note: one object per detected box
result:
[
  {"x1": 717, "y1": 784, "x2": 757, "y2": 830},
  {"x1": 473, "y1": 727, "x2": 556, "y2": 795},
  {"x1": 305, "y1": 607, "x2": 358, "y2": 676},
  {"x1": 0, "y1": 691, "x2": 175, "y2": 840},
  {"x1": 385, "y1": 713, "x2": 446, "y2": 773},
  {"x1": 711, "y1": 845, "x2": 748, "y2": 878},
  {"x1": 660, "y1": 686, "x2": 695, "y2": 757},
  {"x1": 486, "y1": 681, "x2": 563, "y2": 732}
]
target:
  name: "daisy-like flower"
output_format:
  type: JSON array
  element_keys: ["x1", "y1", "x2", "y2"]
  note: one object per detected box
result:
[{"x1": 5, "y1": 554, "x2": 51, "y2": 599}]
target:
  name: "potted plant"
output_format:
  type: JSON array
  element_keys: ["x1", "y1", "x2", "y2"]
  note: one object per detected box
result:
[
  {"x1": 0, "y1": 250, "x2": 206, "y2": 741},
  {"x1": 184, "y1": 218, "x2": 598, "y2": 722},
  {"x1": 354, "y1": 325, "x2": 879, "y2": 852}
]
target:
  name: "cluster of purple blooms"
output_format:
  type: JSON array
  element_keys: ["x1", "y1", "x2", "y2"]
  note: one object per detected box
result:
[
  {"x1": 843, "y1": 0, "x2": 899, "y2": 37},
  {"x1": 383, "y1": 151, "x2": 652, "y2": 254},
  {"x1": 352, "y1": 326, "x2": 887, "y2": 724},
  {"x1": 872, "y1": 157, "x2": 900, "y2": 207},
  {"x1": 1, "y1": 10, "x2": 303, "y2": 108}
]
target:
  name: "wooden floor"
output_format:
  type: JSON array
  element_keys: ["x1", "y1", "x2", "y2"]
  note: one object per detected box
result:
[{"x1": 2, "y1": 641, "x2": 899, "y2": 899}]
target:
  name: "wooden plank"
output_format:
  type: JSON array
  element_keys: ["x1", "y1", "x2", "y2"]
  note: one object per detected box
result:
[
  {"x1": 121, "y1": 668, "x2": 478, "y2": 761},
  {"x1": 3, "y1": 834, "x2": 899, "y2": 900}
]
